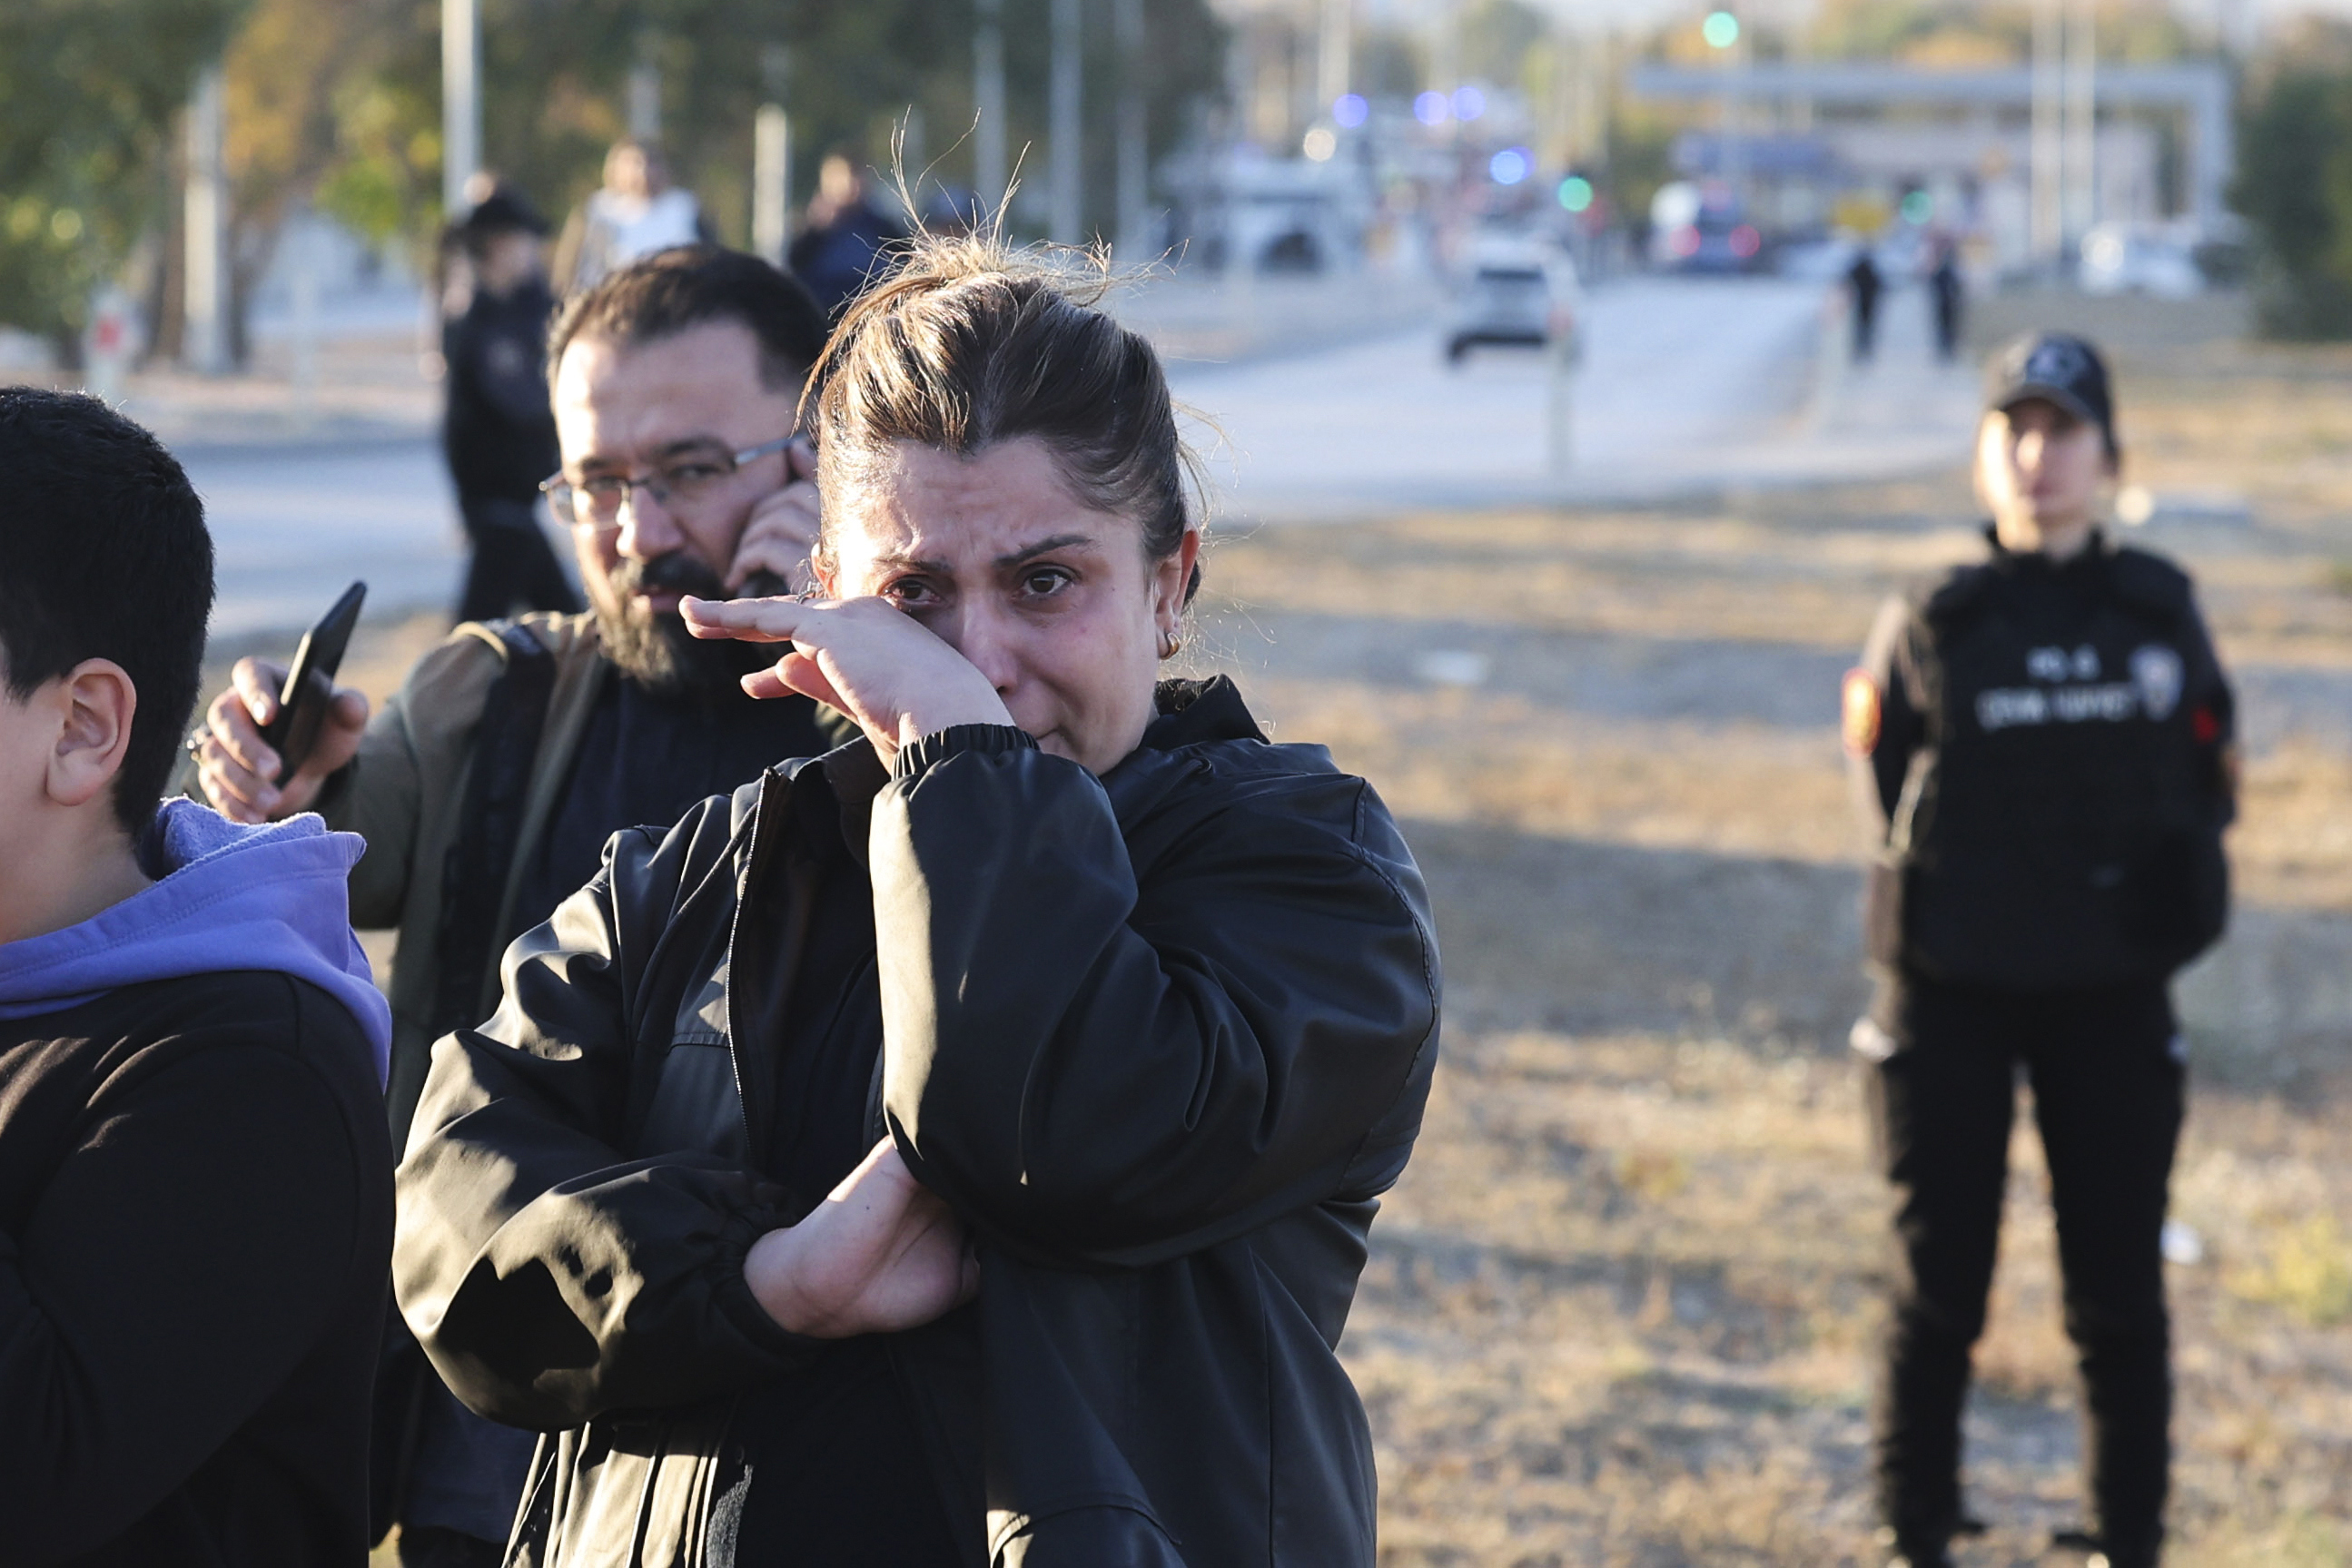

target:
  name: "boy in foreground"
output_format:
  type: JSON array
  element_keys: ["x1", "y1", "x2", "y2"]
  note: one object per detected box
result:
[{"x1": 0, "y1": 388, "x2": 393, "y2": 1564}]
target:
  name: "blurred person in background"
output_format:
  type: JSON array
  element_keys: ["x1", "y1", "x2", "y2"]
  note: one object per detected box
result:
[
  {"x1": 789, "y1": 148, "x2": 905, "y2": 318},
  {"x1": 390, "y1": 236, "x2": 1441, "y2": 1567},
  {"x1": 441, "y1": 182, "x2": 581, "y2": 624},
  {"x1": 551, "y1": 138, "x2": 713, "y2": 295},
  {"x1": 0, "y1": 389, "x2": 391, "y2": 1566},
  {"x1": 1844, "y1": 333, "x2": 2236, "y2": 1568},
  {"x1": 190, "y1": 247, "x2": 835, "y2": 1568},
  {"x1": 1849, "y1": 243, "x2": 1885, "y2": 362},
  {"x1": 1928, "y1": 235, "x2": 1964, "y2": 363}
]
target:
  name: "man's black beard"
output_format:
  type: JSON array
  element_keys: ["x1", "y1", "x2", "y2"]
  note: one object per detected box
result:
[{"x1": 596, "y1": 552, "x2": 773, "y2": 703}]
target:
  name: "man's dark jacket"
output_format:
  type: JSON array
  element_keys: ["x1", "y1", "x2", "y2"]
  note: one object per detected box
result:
[
  {"x1": 392, "y1": 679, "x2": 1443, "y2": 1566},
  {"x1": 0, "y1": 973, "x2": 394, "y2": 1565}
]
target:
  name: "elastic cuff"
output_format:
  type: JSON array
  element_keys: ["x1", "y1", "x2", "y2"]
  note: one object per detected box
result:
[
  {"x1": 711, "y1": 1197, "x2": 829, "y2": 1366},
  {"x1": 891, "y1": 724, "x2": 1037, "y2": 782}
]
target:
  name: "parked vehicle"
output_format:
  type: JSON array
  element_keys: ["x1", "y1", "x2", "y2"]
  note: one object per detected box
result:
[
  {"x1": 2078, "y1": 222, "x2": 2203, "y2": 299},
  {"x1": 1447, "y1": 238, "x2": 1580, "y2": 363}
]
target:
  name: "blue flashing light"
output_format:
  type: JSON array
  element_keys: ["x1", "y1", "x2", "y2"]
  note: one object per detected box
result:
[
  {"x1": 1702, "y1": 10, "x2": 1740, "y2": 47},
  {"x1": 1413, "y1": 91, "x2": 1449, "y2": 126},
  {"x1": 1452, "y1": 84, "x2": 1487, "y2": 121},
  {"x1": 1489, "y1": 147, "x2": 1531, "y2": 186},
  {"x1": 1558, "y1": 175, "x2": 1595, "y2": 212},
  {"x1": 1333, "y1": 93, "x2": 1369, "y2": 128}
]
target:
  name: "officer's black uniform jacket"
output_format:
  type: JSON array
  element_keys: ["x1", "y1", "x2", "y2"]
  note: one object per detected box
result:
[
  {"x1": 1849, "y1": 530, "x2": 2235, "y2": 990},
  {"x1": 391, "y1": 677, "x2": 1442, "y2": 1567}
]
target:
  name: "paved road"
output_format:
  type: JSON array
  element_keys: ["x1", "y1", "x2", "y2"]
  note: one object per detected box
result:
[
  {"x1": 1169, "y1": 273, "x2": 1979, "y2": 519},
  {"x1": 183, "y1": 439, "x2": 469, "y2": 640},
  {"x1": 182, "y1": 274, "x2": 1977, "y2": 636}
]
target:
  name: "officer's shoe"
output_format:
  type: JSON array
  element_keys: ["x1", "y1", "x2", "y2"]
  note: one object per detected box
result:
[
  {"x1": 1874, "y1": 1524, "x2": 1956, "y2": 1568},
  {"x1": 2051, "y1": 1525, "x2": 2159, "y2": 1568}
]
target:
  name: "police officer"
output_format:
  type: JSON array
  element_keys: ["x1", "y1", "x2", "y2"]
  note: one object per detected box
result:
[
  {"x1": 442, "y1": 182, "x2": 582, "y2": 624},
  {"x1": 1844, "y1": 332, "x2": 2236, "y2": 1568}
]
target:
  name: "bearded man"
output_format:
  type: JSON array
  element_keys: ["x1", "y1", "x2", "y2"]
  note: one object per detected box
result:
[{"x1": 192, "y1": 246, "x2": 837, "y2": 1568}]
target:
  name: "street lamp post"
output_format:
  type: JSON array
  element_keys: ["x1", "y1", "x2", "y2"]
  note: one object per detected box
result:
[
  {"x1": 975, "y1": 0, "x2": 1008, "y2": 219},
  {"x1": 1703, "y1": 11, "x2": 1745, "y2": 212},
  {"x1": 753, "y1": 48, "x2": 791, "y2": 267},
  {"x1": 2031, "y1": 0, "x2": 2062, "y2": 268},
  {"x1": 1116, "y1": 0, "x2": 1148, "y2": 256},
  {"x1": 441, "y1": 0, "x2": 480, "y2": 218},
  {"x1": 2063, "y1": 0, "x2": 2096, "y2": 254},
  {"x1": 1051, "y1": 0, "x2": 1082, "y2": 242},
  {"x1": 183, "y1": 63, "x2": 229, "y2": 376}
]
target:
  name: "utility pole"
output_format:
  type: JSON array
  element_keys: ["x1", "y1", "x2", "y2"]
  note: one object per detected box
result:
[
  {"x1": 2030, "y1": 0, "x2": 2062, "y2": 269},
  {"x1": 183, "y1": 63, "x2": 229, "y2": 375},
  {"x1": 441, "y1": 0, "x2": 480, "y2": 217},
  {"x1": 753, "y1": 47, "x2": 791, "y2": 266},
  {"x1": 629, "y1": 33, "x2": 662, "y2": 143},
  {"x1": 1051, "y1": 0, "x2": 1082, "y2": 242},
  {"x1": 974, "y1": 0, "x2": 1008, "y2": 219},
  {"x1": 1116, "y1": 0, "x2": 1148, "y2": 255},
  {"x1": 1317, "y1": 0, "x2": 1352, "y2": 113},
  {"x1": 2063, "y1": 0, "x2": 2096, "y2": 254}
]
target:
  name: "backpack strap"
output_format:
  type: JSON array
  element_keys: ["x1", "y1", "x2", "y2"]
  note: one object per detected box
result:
[{"x1": 430, "y1": 621, "x2": 558, "y2": 1041}]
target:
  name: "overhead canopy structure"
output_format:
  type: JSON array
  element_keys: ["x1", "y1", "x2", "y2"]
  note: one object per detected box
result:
[{"x1": 1625, "y1": 62, "x2": 2233, "y2": 228}]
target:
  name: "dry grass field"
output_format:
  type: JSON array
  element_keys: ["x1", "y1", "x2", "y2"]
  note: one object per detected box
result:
[
  {"x1": 1174, "y1": 324, "x2": 2352, "y2": 1566},
  {"x1": 232, "y1": 304, "x2": 2352, "y2": 1568}
]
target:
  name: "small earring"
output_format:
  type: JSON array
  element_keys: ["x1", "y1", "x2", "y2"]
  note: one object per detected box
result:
[{"x1": 1158, "y1": 629, "x2": 1182, "y2": 661}]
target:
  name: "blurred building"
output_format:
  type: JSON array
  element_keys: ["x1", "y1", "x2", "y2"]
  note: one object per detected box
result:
[{"x1": 1628, "y1": 62, "x2": 2232, "y2": 273}]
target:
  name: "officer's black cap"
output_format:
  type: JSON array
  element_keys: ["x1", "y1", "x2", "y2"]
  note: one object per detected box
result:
[
  {"x1": 1983, "y1": 330, "x2": 2118, "y2": 457},
  {"x1": 456, "y1": 183, "x2": 550, "y2": 240}
]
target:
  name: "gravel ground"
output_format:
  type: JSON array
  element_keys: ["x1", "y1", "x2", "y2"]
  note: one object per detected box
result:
[{"x1": 1182, "y1": 325, "x2": 2352, "y2": 1563}]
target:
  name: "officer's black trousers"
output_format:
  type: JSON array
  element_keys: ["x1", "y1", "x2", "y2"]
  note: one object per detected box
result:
[{"x1": 1866, "y1": 971, "x2": 2182, "y2": 1559}]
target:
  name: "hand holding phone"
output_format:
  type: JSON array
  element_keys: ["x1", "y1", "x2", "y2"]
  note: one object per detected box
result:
[
  {"x1": 261, "y1": 581, "x2": 367, "y2": 783},
  {"x1": 192, "y1": 581, "x2": 372, "y2": 823},
  {"x1": 726, "y1": 435, "x2": 822, "y2": 598}
]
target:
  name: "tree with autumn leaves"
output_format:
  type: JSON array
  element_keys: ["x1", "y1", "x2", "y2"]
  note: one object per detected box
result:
[{"x1": 0, "y1": 0, "x2": 1225, "y2": 367}]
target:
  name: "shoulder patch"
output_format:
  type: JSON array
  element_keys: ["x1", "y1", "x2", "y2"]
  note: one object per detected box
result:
[{"x1": 1843, "y1": 667, "x2": 1883, "y2": 756}]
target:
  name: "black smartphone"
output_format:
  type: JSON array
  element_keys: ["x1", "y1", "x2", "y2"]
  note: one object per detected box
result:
[{"x1": 261, "y1": 580, "x2": 366, "y2": 784}]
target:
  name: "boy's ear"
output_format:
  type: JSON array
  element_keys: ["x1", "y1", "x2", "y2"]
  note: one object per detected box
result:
[{"x1": 46, "y1": 659, "x2": 137, "y2": 811}]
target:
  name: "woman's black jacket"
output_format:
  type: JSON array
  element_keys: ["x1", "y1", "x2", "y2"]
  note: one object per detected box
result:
[{"x1": 391, "y1": 678, "x2": 1443, "y2": 1566}]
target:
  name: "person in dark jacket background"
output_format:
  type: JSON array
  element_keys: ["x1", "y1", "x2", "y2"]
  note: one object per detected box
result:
[
  {"x1": 1844, "y1": 333, "x2": 2235, "y2": 1568},
  {"x1": 392, "y1": 235, "x2": 1441, "y2": 1567},
  {"x1": 787, "y1": 150, "x2": 906, "y2": 318},
  {"x1": 443, "y1": 182, "x2": 581, "y2": 623},
  {"x1": 1848, "y1": 244, "x2": 1885, "y2": 362},
  {"x1": 0, "y1": 388, "x2": 394, "y2": 1565}
]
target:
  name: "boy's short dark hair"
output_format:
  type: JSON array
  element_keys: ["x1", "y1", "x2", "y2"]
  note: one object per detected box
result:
[
  {"x1": 0, "y1": 389, "x2": 213, "y2": 836},
  {"x1": 547, "y1": 246, "x2": 828, "y2": 392}
]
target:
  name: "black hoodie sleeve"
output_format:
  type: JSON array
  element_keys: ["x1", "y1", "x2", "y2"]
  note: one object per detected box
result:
[
  {"x1": 872, "y1": 729, "x2": 1442, "y2": 1270},
  {"x1": 0, "y1": 1011, "x2": 378, "y2": 1565}
]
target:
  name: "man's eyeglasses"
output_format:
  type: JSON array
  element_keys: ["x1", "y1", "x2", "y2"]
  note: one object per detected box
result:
[{"x1": 540, "y1": 435, "x2": 796, "y2": 532}]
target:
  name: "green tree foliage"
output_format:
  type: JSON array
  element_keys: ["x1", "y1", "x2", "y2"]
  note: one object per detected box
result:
[
  {"x1": 2235, "y1": 24, "x2": 2352, "y2": 338},
  {"x1": 0, "y1": 0, "x2": 246, "y2": 357},
  {"x1": 302, "y1": 0, "x2": 1223, "y2": 259}
]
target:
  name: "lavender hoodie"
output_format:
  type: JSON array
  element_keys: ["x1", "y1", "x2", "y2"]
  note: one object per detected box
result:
[{"x1": 0, "y1": 799, "x2": 390, "y2": 1084}]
